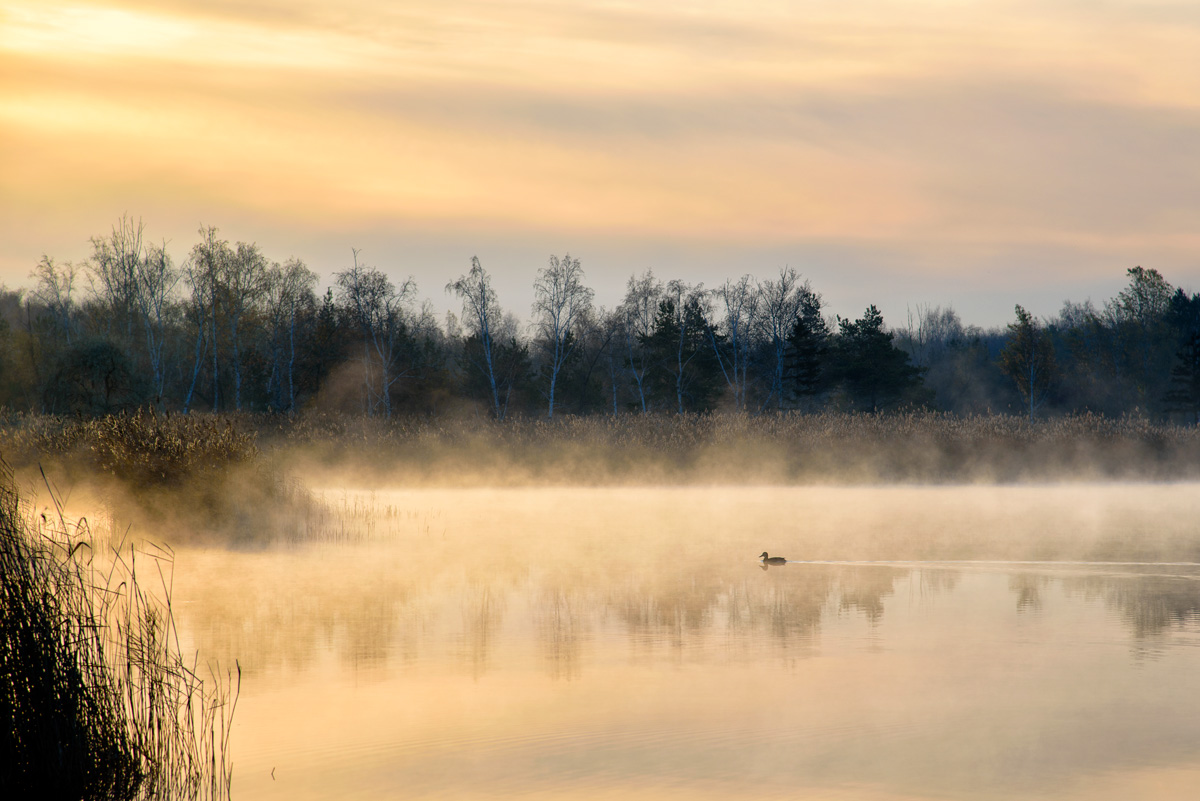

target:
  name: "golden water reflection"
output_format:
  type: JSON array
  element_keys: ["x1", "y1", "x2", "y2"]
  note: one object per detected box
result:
[{"x1": 169, "y1": 486, "x2": 1200, "y2": 800}]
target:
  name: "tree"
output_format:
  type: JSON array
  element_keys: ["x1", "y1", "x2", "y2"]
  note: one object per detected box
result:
[
  {"x1": 224, "y1": 242, "x2": 269, "y2": 411},
  {"x1": 552, "y1": 306, "x2": 614, "y2": 415},
  {"x1": 30, "y1": 256, "x2": 78, "y2": 348},
  {"x1": 265, "y1": 258, "x2": 318, "y2": 413},
  {"x1": 1104, "y1": 266, "x2": 1175, "y2": 413},
  {"x1": 184, "y1": 227, "x2": 230, "y2": 411},
  {"x1": 710, "y1": 275, "x2": 759, "y2": 411},
  {"x1": 134, "y1": 241, "x2": 177, "y2": 408},
  {"x1": 999, "y1": 305, "x2": 1056, "y2": 421},
  {"x1": 756, "y1": 267, "x2": 805, "y2": 410},
  {"x1": 642, "y1": 281, "x2": 722, "y2": 413},
  {"x1": 86, "y1": 214, "x2": 144, "y2": 346},
  {"x1": 460, "y1": 312, "x2": 533, "y2": 419},
  {"x1": 898, "y1": 305, "x2": 964, "y2": 370},
  {"x1": 43, "y1": 339, "x2": 147, "y2": 416},
  {"x1": 1164, "y1": 330, "x2": 1200, "y2": 425},
  {"x1": 448, "y1": 257, "x2": 506, "y2": 419},
  {"x1": 86, "y1": 216, "x2": 181, "y2": 408},
  {"x1": 532, "y1": 253, "x2": 593, "y2": 418},
  {"x1": 784, "y1": 288, "x2": 829, "y2": 406},
  {"x1": 619, "y1": 271, "x2": 662, "y2": 413},
  {"x1": 336, "y1": 252, "x2": 417, "y2": 418},
  {"x1": 831, "y1": 305, "x2": 925, "y2": 412}
]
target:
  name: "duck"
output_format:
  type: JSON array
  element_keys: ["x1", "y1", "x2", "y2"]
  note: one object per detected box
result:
[{"x1": 759, "y1": 552, "x2": 788, "y2": 565}]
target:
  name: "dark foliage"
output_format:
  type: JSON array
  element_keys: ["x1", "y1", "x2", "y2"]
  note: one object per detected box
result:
[
  {"x1": 43, "y1": 339, "x2": 149, "y2": 416},
  {"x1": 829, "y1": 306, "x2": 927, "y2": 412}
]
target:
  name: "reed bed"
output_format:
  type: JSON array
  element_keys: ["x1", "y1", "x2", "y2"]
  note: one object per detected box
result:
[
  {"x1": 266, "y1": 410, "x2": 1200, "y2": 485},
  {"x1": 0, "y1": 410, "x2": 333, "y2": 544},
  {"x1": 3, "y1": 407, "x2": 1198, "y2": 496},
  {"x1": 0, "y1": 409, "x2": 257, "y2": 486},
  {"x1": 0, "y1": 461, "x2": 239, "y2": 799}
]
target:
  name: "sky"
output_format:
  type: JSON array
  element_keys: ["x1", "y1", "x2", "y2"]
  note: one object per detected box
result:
[{"x1": 2, "y1": 0, "x2": 1200, "y2": 329}]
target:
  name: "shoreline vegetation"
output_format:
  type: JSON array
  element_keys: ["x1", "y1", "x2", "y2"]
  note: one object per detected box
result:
[
  {"x1": 0, "y1": 459, "x2": 237, "y2": 799},
  {"x1": 2, "y1": 409, "x2": 1199, "y2": 497}
]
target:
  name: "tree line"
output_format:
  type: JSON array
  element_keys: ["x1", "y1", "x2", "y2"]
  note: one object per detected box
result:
[{"x1": 2, "y1": 216, "x2": 1199, "y2": 423}]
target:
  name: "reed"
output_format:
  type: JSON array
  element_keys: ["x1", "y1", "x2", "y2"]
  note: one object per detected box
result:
[
  {"x1": 0, "y1": 410, "x2": 332, "y2": 543},
  {"x1": 0, "y1": 460, "x2": 238, "y2": 799},
  {"x1": 0, "y1": 409, "x2": 258, "y2": 486},
  {"x1": 267, "y1": 409, "x2": 1200, "y2": 484}
]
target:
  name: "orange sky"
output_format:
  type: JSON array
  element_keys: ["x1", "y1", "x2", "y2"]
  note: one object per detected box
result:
[{"x1": 3, "y1": 0, "x2": 1199, "y2": 325}]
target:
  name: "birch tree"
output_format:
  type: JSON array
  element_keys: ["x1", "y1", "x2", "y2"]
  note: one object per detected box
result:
[
  {"x1": 711, "y1": 275, "x2": 758, "y2": 411},
  {"x1": 336, "y1": 252, "x2": 416, "y2": 418},
  {"x1": 185, "y1": 227, "x2": 230, "y2": 411},
  {"x1": 265, "y1": 258, "x2": 317, "y2": 413},
  {"x1": 756, "y1": 267, "x2": 804, "y2": 411},
  {"x1": 447, "y1": 257, "x2": 505, "y2": 419},
  {"x1": 225, "y1": 242, "x2": 268, "y2": 411},
  {"x1": 619, "y1": 270, "x2": 662, "y2": 413},
  {"x1": 87, "y1": 217, "x2": 178, "y2": 407},
  {"x1": 135, "y1": 241, "x2": 178, "y2": 407},
  {"x1": 87, "y1": 214, "x2": 144, "y2": 345},
  {"x1": 532, "y1": 253, "x2": 593, "y2": 418}
]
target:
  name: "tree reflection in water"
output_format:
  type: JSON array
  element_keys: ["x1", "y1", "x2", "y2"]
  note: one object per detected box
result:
[{"x1": 172, "y1": 545, "x2": 1200, "y2": 681}]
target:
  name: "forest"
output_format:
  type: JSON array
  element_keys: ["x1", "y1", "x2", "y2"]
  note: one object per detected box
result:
[{"x1": 3, "y1": 216, "x2": 1199, "y2": 425}]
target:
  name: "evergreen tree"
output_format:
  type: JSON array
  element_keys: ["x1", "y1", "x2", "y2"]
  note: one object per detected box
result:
[
  {"x1": 784, "y1": 290, "x2": 829, "y2": 406},
  {"x1": 1165, "y1": 331, "x2": 1200, "y2": 425},
  {"x1": 830, "y1": 305, "x2": 925, "y2": 412},
  {"x1": 642, "y1": 292, "x2": 723, "y2": 413}
]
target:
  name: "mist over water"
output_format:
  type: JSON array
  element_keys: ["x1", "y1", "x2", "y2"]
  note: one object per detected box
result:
[{"x1": 149, "y1": 483, "x2": 1200, "y2": 800}]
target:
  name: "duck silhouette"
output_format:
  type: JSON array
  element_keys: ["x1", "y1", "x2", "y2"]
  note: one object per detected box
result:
[{"x1": 759, "y1": 552, "x2": 787, "y2": 565}]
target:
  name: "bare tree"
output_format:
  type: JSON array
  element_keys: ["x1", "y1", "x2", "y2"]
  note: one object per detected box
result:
[
  {"x1": 532, "y1": 253, "x2": 594, "y2": 418},
  {"x1": 711, "y1": 275, "x2": 759, "y2": 411},
  {"x1": 181, "y1": 253, "x2": 212, "y2": 413},
  {"x1": 225, "y1": 242, "x2": 268, "y2": 411},
  {"x1": 336, "y1": 251, "x2": 417, "y2": 418},
  {"x1": 87, "y1": 214, "x2": 144, "y2": 345},
  {"x1": 265, "y1": 258, "x2": 317, "y2": 413},
  {"x1": 31, "y1": 256, "x2": 78, "y2": 347},
  {"x1": 756, "y1": 267, "x2": 804, "y2": 410},
  {"x1": 136, "y1": 241, "x2": 178, "y2": 407},
  {"x1": 900, "y1": 304, "x2": 964, "y2": 369},
  {"x1": 447, "y1": 256, "x2": 505, "y2": 420},
  {"x1": 619, "y1": 270, "x2": 662, "y2": 413},
  {"x1": 85, "y1": 217, "x2": 180, "y2": 408},
  {"x1": 185, "y1": 227, "x2": 230, "y2": 411}
]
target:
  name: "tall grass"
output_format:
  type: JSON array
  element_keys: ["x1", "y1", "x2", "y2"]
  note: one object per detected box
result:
[
  {"x1": 0, "y1": 410, "x2": 330, "y2": 543},
  {"x1": 3, "y1": 407, "x2": 1199, "y2": 491},
  {"x1": 0, "y1": 409, "x2": 258, "y2": 486},
  {"x1": 266, "y1": 410, "x2": 1200, "y2": 484},
  {"x1": 0, "y1": 460, "x2": 238, "y2": 799}
]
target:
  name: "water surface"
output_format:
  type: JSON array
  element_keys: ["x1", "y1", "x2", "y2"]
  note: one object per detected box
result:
[{"x1": 171, "y1": 485, "x2": 1200, "y2": 800}]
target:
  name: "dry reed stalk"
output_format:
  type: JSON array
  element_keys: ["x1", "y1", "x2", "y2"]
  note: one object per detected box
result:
[{"x1": 1, "y1": 459, "x2": 239, "y2": 800}]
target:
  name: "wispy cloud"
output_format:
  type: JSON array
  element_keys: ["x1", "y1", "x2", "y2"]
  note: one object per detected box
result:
[{"x1": 3, "y1": 0, "x2": 1200, "y2": 320}]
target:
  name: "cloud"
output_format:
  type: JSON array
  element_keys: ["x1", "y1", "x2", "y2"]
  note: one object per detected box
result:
[{"x1": 3, "y1": 0, "x2": 1200, "y2": 323}]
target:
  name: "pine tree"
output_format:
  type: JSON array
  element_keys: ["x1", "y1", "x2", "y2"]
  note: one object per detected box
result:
[{"x1": 830, "y1": 305, "x2": 925, "y2": 412}]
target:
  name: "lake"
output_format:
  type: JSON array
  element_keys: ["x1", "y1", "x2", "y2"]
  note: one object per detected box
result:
[{"x1": 168, "y1": 484, "x2": 1200, "y2": 800}]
